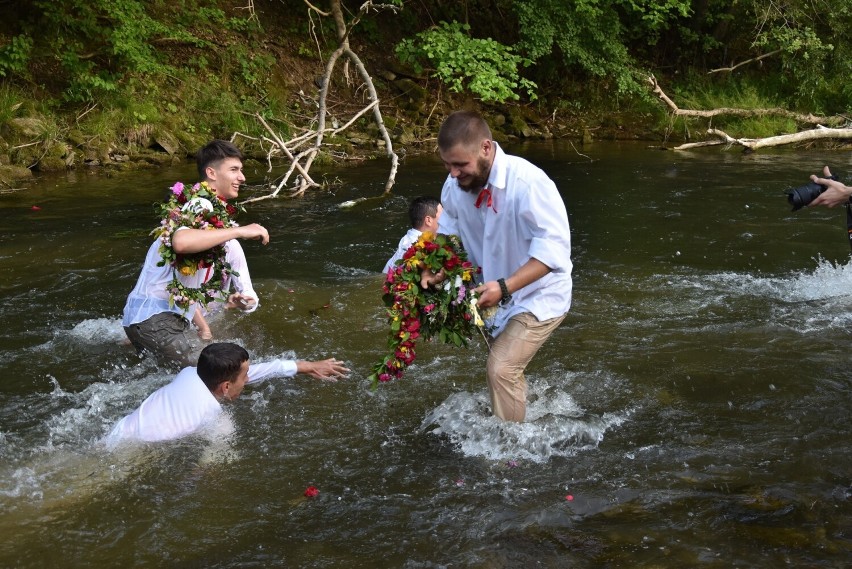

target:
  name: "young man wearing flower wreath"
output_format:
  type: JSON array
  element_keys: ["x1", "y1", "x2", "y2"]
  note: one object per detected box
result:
[
  {"x1": 424, "y1": 110, "x2": 573, "y2": 422},
  {"x1": 106, "y1": 342, "x2": 349, "y2": 445},
  {"x1": 122, "y1": 140, "x2": 270, "y2": 368},
  {"x1": 382, "y1": 195, "x2": 443, "y2": 274}
]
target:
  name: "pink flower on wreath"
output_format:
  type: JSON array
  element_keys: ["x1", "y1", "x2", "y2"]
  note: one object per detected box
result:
[
  {"x1": 423, "y1": 303, "x2": 436, "y2": 313},
  {"x1": 170, "y1": 182, "x2": 184, "y2": 196}
]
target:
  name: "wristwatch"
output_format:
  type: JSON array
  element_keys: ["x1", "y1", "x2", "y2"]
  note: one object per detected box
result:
[{"x1": 497, "y1": 278, "x2": 512, "y2": 306}]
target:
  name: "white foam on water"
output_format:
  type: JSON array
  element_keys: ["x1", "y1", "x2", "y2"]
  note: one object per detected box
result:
[
  {"x1": 28, "y1": 317, "x2": 129, "y2": 355},
  {"x1": 703, "y1": 257, "x2": 852, "y2": 302},
  {"x1": 420, "y1": 379, "x2": 633, "y2": 464},
  {"x1": 65, "y1": 317, "x2": 128, "y2": 344},
  {"x1": 644, "y1": 258, "x2": 852, "y2": 333}
]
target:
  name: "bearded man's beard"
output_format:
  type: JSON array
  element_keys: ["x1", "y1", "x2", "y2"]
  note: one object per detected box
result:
[{"x1": 458, "y1": 155, "x2": 491, "y2": 192}]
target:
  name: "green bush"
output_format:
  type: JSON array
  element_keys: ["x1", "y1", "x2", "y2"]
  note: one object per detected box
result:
[{"x1": 395, "y1": 21, "x2": 537, "y2": 103}]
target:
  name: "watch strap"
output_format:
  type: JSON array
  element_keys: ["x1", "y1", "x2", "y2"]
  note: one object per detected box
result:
[{"x1": 497, "y1": 278, "x2": 511, "y2": 305}]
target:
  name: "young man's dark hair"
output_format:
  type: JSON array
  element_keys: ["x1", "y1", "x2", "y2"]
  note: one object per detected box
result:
[
  {"x1": 196, "y1": 140, "x2": 243, "y2": 180},
  {"x1": 197, "y1": 342, "x2": 250, "y2": 392},
  {"x1": 408, "y1": 196, "x2": 441, "y2": 229}
]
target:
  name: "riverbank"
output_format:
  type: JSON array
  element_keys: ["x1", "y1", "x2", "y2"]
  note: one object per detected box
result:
[
  {"x1": 0, "y1": 41, "x2": 666, "y2": 190},
  {"x1": 0, "y1": 97, "x2": 663, "y2": 190}
]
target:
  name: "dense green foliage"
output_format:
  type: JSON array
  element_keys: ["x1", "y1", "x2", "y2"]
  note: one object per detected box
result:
[
  {"x1": 0, "y1": 0, "x2": 848, "y2": 173},
  {"x1": 512, "y1": 0, "x2": 690, "y2": 95},
  {"x1": 396, "y1": 21, "x2": 537, "y2": 103}
]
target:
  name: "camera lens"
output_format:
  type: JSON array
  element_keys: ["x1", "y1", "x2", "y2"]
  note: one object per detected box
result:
[{"x1": 787, "y1": 181, "x2": 828, "y2": 211}]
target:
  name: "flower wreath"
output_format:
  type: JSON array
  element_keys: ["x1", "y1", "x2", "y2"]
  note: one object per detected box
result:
[
  {"x1": 152, "y1": 181, "x2": 244, "y2": 312},
  {"x1": 368, "y1": 231, "x2": 493, "y2": 388}
]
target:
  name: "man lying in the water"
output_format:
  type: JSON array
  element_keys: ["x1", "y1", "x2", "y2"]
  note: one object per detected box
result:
[{"x1": 106, "y1": 342, "x2": 349, "y2": 444}]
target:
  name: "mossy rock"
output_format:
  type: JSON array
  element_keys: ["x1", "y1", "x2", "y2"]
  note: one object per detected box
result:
[
  {"x1": 174, "y1": 131, "x2": 207, "y2": 156},
  {"x1": 0, "y1": 164, "x2": 33, "y2": 185},
  {"x1": 152, "y1": 129, "x2": 181, "y2": 155},
  {"x1": 67, "y1": 129, "x2": 86, "y2": 147},
  {"x1": 137, "y1": 151, "x2": 174, "y2": 166},
  {"x1": 10, "y1": 144, "x2": 42, "y2": 167},
  {"x1": 5, "y1": 117, "x2": 45, "y2": 139},
  {"x1": 392, "y1": 78, "x2": 428, "y2": 112},
  {"x1": 312, "y1": 150, "x2": 334, "y2": 167},
  {"x1": 46, "y1": 141, "x2": 68, "y2": 160},
  {"x1": 35, "y1": 156, "x2": 67, "y2": 172},
  {"x1": 505, "y1": 110, "x2": 530, "y2": 137},
  {"x1": 397, "y1": 128, "x2": 416, "y2": 146}
]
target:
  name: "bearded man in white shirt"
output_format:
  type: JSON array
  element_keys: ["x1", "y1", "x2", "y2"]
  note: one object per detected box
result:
[
  {"x1": 122, "y1": 140, "x2": 270, "y2": 368},
  {"x1": 106, "y1": 342, "x2": 350, "y2": 444},
  {"x1": 382, "y1": 195, "x2": 443, "y2": 274},
  {"x1": 424, "y1": 110, "x2": 573, "y2": 422}
]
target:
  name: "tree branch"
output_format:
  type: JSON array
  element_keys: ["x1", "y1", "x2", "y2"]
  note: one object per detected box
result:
[{"x1": 708, "y1": 49, "x2": 782, "y2": 74}]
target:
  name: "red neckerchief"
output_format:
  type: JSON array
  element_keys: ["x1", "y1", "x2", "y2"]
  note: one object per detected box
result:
[{"x1": 475, "y1": 186, "x2": 497, "y2": 213}]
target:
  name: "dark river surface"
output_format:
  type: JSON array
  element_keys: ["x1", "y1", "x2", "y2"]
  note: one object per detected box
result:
[{"x1": 0, "y1": 141, "x2": 850, "y2": 567}]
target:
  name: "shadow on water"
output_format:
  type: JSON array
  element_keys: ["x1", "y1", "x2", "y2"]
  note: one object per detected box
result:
[{"x1": 1, "y1": 142, "x2": 851, "y2": 567}]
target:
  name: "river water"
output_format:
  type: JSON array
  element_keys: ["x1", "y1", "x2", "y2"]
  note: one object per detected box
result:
[{"x1": 1, "y1": 141, "x2": 850, "y2": 567}]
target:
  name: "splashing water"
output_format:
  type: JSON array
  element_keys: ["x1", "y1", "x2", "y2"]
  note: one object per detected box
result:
[{"x1": 420, "y1": 379, "x2": 633, "y2": 463}]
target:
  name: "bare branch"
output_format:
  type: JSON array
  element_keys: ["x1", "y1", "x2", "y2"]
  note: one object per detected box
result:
[
  {"x1": 673, "y1": 126, "x2": 852, "y2": 151},
  {"x1": 303, "y1": 0, "x2": 330, "y2": 17},
  {"x1": 235, "y1": 1, "x2": 259, "y2": 23},
  {"x1": 708, "y1": 49, "x2": 782, "y2": 74},
  {"x1": 247, "y1": 0, "x2": 400, "y2": 202},
  {"x1": 648, "y1": 75, "x2": 839, "y2": 126}
]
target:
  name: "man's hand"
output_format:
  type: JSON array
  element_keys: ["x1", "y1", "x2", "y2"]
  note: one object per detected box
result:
[
  {"x1": 238, "y1": 223, "x2": 270, "y2": 245},
  {"x1": 296, "y1": 358, "x2": 351, "y2": 381},
  {"x1": 420, "y1": 267, "x2": 446, "y2": 289},
  {"x1": 809, "y1": 166, "x2": 852, "y2": 208},
  {"x1": 226, "y1": 293, "x2": 257, "y2": 311},
  {"x1": 474, "y1": 280, "x2": 502, "y2": 309}
]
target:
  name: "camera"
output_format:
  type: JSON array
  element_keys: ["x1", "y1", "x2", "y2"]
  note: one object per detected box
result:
[{"x1": 787, "y1": 175, "x2": 838, "y2": 211}]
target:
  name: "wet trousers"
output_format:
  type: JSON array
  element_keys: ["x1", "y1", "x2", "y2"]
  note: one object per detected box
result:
[
  {"x1": 124, "y1": 312, "x2": 200, "y2": 369},
  {"x1": 486, "y1": 312, "x2": 567, "y2": 422}
]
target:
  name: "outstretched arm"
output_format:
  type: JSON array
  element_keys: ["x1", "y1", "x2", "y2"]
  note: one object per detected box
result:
[
  {"x1": 246, "y1": 358, "x2": 350, "y2": 385},
  {"x1": 172, "y1": 223, "x2": 270, "y2": 254}
]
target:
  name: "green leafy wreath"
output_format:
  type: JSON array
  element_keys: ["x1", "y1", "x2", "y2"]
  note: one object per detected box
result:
[{"x1": 152, "y1": 181, "x2": 243, "y2": 312}]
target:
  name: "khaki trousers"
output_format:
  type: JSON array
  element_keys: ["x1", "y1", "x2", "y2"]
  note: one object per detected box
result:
[{"x1": 486, "y1": 312, "x2": 566, "y2": 422}]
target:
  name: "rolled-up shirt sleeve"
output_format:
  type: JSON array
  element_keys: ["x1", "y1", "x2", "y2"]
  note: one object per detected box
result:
[
  {"x1": 225, "y1": 239, "x2": 260, "y2": 312},
  {"x1": 521, "y1": 178, "x2": 571, "y2": 273}
]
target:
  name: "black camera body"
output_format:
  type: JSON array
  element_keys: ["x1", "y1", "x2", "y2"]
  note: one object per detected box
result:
[{"x1": 787, "y1": 175, "x2": 839, "y2": 211}]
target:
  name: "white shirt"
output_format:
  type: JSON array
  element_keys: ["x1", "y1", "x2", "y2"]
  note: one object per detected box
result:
[
  {"x1": 382, "y1": 227, "x2": 423, "y2": 273},
  {"x1": 438, "y1": 141, "x2": 572, "y2": 335},
  {"x1": 105, "y1": 359, "x2": 298, "y2": 445},
  {"x1": 122, "y1": 234, "x2": 259, "y2": 327}
]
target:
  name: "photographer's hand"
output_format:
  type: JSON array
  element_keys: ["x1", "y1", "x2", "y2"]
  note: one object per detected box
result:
[{"x1": 809, "y1": 166, "x2": 852, "y2": 208}]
